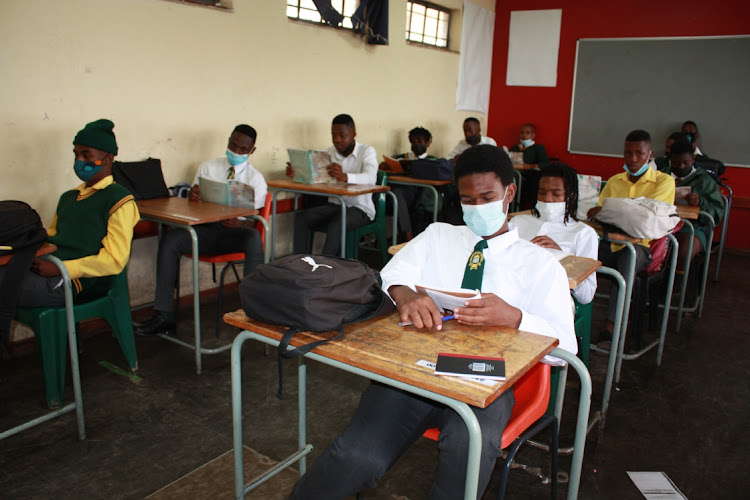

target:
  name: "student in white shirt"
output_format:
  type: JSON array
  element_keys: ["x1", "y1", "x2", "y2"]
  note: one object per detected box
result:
[
  {"x1": 136, "y1": 124, "x2": 267, "y2": 335},
  {"x1": 512, "y1": 163, "x2": 598, "y2": 304},
  {"x1": 286, "y1": 114, "x2": 378, "y2": 256},
  {"x1": 288, "y1": 145, "x2": 576, "y2": 500},
  {"x1": 447, "y1": 117, "x2": 497, "y2": 162}
]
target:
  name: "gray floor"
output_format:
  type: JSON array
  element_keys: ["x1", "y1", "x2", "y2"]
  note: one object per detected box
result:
[{"x1": 1, "y1": 249, "x2": 749, "y2": 499}]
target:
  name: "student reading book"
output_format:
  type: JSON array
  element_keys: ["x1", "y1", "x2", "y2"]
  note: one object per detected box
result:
[{"x1": 287, "y1": 149, "x2": 334, "y2": 184}]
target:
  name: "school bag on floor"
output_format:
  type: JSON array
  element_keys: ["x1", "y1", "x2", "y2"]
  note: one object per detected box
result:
[
  {"x1": 239, "y1": 254, "x2": 395, "y2": 398},
  {"x1": 595, "y1": 197, "x2": 680, "y2": 239}
]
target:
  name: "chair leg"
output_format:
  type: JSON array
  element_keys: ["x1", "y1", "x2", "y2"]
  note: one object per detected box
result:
[
  {"x1": 216, "y1": 263, "x2": 236, "y2": 338},
  {"x1": 550, "y1": 416, "x2": 559, "y2": 500},
  {"x1": 108, "y1": 293, "x2": 139, "y2": 372},
  {"x1": 498, "y1": 416, "x2": 558, "y2": 500}
]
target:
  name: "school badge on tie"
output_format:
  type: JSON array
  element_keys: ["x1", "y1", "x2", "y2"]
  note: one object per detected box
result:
[
  {"x1": 461, "y1": 240, "x2": 488, "y2": 290},
  {"x1": 468, "y1": 250, "x2": 484, "y2": 271}
]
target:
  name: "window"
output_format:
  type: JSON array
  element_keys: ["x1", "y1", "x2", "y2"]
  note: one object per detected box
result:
[
  {"x1": 287, "y1": 0, "x2": 359, "y2": 29},
  {"x1": 406, "y1": 1, "x2": 450, "y2": 49}
]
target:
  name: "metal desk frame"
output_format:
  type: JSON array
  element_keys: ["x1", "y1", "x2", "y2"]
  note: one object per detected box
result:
[
  {"x1": 230, "y1": 332, "x2": 591, "y2": 500},
  {"x1": 386, "y1": 178, "x2": 444, "y2": 223}
]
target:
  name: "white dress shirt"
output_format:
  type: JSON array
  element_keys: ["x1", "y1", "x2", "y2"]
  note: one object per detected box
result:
[
  {"x1": 447, "y1": 135, "x2": 498, "y2": 160},
  {"x1": 512, "y1": 213, "x2": 598, "y2": 304},
  {"x1": 326, "y1": 141, "x2": 378, "y2": 220},
  {"x1": 380, "y1": 223, "x2": 577, "y2": 366},
  {"x1": 193, "y1": 157, "x2": 268, "y2": 210}
]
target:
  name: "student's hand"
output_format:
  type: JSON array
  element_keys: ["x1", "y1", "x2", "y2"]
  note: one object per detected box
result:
[
  {"x1": 530, "y1": 235, "x2": 561, "y2": 251},
  {"x1": 389, "y1": 285, "x2": 445, "y2": 330},
  {"x1": 328, "y1": 163, "x2": 348, "y2": 183},
  {"x1": 31, "y1": 258, "x2": 61, "y2": 277},
  {"x1": 286, "y1": 162, "x2": 295, "y2": 178},
  {"x1": 188, "y1": 184, "x2": 201, "y2": 202},
  {"x1": 686, "y1": 193, "x2": 700, "y2": 206},
  {"x1": 221, "y1": 218, "x2": 245, "y2": 228},
  {"x1": 453, "y1": 293, "x2": 522, "y2": 328},
  {"x1": 586, "y1": 206, "x2": 602, "y2": 220}
]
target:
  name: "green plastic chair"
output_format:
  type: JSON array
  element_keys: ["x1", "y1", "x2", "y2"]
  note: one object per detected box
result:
[
  {"x1": 14, "y1": 268, "x2": 138, "y2": 408},
  {"x1": 310, "y1": 171, "x2": 390, "y2": 264}
]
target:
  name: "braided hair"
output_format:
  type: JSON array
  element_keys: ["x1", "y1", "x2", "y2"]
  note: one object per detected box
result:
[{"x1": 531, "y1": 163, "x2": 579, "y2": 224}]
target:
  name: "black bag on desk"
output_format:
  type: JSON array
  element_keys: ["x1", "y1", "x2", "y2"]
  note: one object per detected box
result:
[
  {"x1": 112, "y1": 158, "x2": 170, "y2": 200},
  {"x1": 409, "y1": 158, "x2": 454, "y2": 180},
  {"x1": 240, "y1": 254, "x2": 395, "y2": 398}
]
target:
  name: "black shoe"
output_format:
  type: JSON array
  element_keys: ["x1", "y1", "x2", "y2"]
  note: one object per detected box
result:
[
  {"x1": 132, "y1": 314, "x2": 158, "y2": 328},
  {"x1": 135, "y1": 314, "x2": 175, "y2": 336},
  {"x1": 595, "y1": 330, "x2": 612, "y2": 349}
]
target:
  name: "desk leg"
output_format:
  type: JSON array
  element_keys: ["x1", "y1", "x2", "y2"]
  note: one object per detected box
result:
[
  {"x1": 675, "y1": 220, "x2": 694, "y2": 332},
  {"x1": 697, "y1": 213, "x2": 715, "y2": 318},
  {"x1": 333, "y1": 195, "x2": 347, "y2": 257},
  {"x1": 271, "y1": 190, "x2": 281, "y2": 261},
  {"x1": 231, "y1": 332, "x2": 247, "y2": 500},
  {"x1": 611, "y1": 241, "x2": 636, "y2": 384},
  {"x1": 298, "y1": 357, "x2": 308, "y2": 475},
  {"x1": 385, "y1": 191, "x2": 398, "y2": 248},
  {"x1": 595, "y1": 266, "x2": 625, "y2": 435},
  {"x1": 655, "y1": 234, "x2": 678, "y2": 366},
  {"x1": 187, "y1": 226, "x2": 202, "y2": 375},
  {"x1": 248, "y1": 215, "x2": 271, "y2": 264}
]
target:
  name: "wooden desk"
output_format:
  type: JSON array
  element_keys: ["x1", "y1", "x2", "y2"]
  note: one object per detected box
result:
[
  {"x1": 0, "y1": 242, "x2": 56, "y2": 266},
  {"x1": 226, "y1": 311, "x2": 590, "y2": 499},
  {"x1": 386, "y1": 175, "x2": 452, "y2": 224},
  {"x1": 266, "y1": 179, "x2": 396, "y2": 259},
  {"x1": 675, "y1": 204, "x2": 699, "y2": 220},
  {"x1": 560, "y1": 255, "x2": 601, "y2": 289},
  {"x1": 136, "y1": 197, "x2": 258, "y2": 374}
]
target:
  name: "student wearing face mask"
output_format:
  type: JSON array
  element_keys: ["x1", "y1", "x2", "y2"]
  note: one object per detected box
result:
[
  {"x1": 587, "y1": 129, "x2": 675, "y2": 348},
  {"x1": 654, "y1": 131, "x2": 687, "y2": 173},
  {"x1": 512, "y1": 164, "x2": 598, "y2": 304},
  {"x1": 136, "y1": 124, "x2": 267, "y2": 335},
  {"x1": 681, "y1": 120, "x2": 709, "y2": 159},
  {"x1": 0, "y1": 119, "x2": 139, "y2": 307},
  {"x1": 446, "y1": 117, "x2": 497, "y2": 163},
  {"x1": 287, "y1": 145, "x2": 576, "y2": 500},
  {"x1": 508, "y1": 123, "x2": 551, "y2": 169}
]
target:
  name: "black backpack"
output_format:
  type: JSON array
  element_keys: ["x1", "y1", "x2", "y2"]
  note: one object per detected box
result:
[
  {"x1": 409, "y1": 158, "x2": 455, "y2": 180},
  {"x1": 0, "y1": 201, "x2": 48, "y2": 345},
  {"x1": 240, "y1": 254, "x2": 395, "y2": 398},
  {"x1": 112, "y1": 158, "x2": 170, "y2": 200}
]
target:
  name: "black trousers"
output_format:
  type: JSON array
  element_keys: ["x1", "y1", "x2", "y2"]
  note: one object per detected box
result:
[
  {"x1": 289, "y1": 382, "x2": 515, "y2": 500},
  {"x1": 598, "y1": 240, "x2": 651, "y2": 322},
  {"x1": 292, "y1": 203, "x2": 370, "y2": 256},
  {"x1": 0, "y1": 268, "x2": 65, "y2": 308},
  {"x1": 154, "y1": 222, "x2": 263, "y2": 313}
]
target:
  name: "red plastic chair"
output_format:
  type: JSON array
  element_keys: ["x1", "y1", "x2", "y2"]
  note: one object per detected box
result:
[
  {"x1": 176, "y1": 192, "x2": 272, "y2": 337},
  {"x1": 422, "y1": 362, "x2": 557, "y2": 500}
]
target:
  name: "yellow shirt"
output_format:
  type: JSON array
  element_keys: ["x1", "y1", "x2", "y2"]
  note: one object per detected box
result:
[
  {"x1": 598, "y1": 167, "x2": 675, "y2": 250},
  {"x1": 47, "y1": 176, "x2": 140, "y2": 280}
]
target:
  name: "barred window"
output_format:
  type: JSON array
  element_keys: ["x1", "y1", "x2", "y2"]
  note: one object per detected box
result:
[
  {"x1": 287, "y1": 0, "x2": 359, "y2": 29},
  {"x1": 406, "y1": 1, "x2": 450, "y2": 48}
]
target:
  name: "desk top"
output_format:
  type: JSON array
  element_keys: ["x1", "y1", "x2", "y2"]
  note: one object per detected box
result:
[
  {"x1": 675, "y1": 205, "x2": 699, "y2": 220},
  {"x1": 0, "y1": 242, "x2": 56, "y2": 266},
  {"x1": 224, "y1": 310, "x2": 558, "y2": 408},
  {"x1": 136, "y1": 197, "x2": 257, "y2": 226},
  {"x1": 387, "y1": 175, "x2": 453, "y2": 187},
  {"x1": 560, "y1": 255, "x2": 601, "y2": 288},
  {"x1": 267, "y1": 179, "x2": 390, "y2": 196}
]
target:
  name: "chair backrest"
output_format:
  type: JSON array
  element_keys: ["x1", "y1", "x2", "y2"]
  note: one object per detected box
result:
[
  {"x1": 501, "y1": 362, "x2": 551, "y2": 448},
  {"x1": 373, "y1": 170, "x2": 388, "y2": 218},
  {"x1": 253, "y1": 192, "x2": 273, "y2": 245}
]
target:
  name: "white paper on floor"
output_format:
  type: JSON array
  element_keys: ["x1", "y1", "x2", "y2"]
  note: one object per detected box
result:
[{"x1": 627, "y1": 471, "x2": 688, "y2": 499}]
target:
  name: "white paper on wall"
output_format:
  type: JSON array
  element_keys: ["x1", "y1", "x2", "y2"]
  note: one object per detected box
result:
[{"x1": 506, "y1": 9, "x2": 562, "y2": 87}]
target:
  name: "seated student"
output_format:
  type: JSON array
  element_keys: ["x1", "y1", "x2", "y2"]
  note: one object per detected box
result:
[
  {"x1": 508, "y1": 123, "x2": 551, "y2": 168},
  {"x1": 513, "y1": 163, "x2": 598, "y2": 304},
  {"x1": 668, "y1": 139, "x2": 724, "y2": 270},
  {"x1": 0, "y1": 119, "x2": 139, "y2": 307},
  {"x1": 447, "y1": 117, "x2": 497, "y2": 163},
  {"x1": 654, "y1": 131, "x2": 687, "y2": 173},
  {"x1": 288, "y1": 145, "x2": 576, "y2": 500},
  {"x1": 681, "y1": 120, "x2": 708, "y2": 159},
  {"x1": 587, "y1": 130, "x2": 675, "y2": 347},
  {"x1": 286, "y1": 114, "x2": 378, "y2": 256},
  {"x1": 379, "y1": 126, "x2": 436, "y2": 241},
  {"x1": 136, "y1": 124, "x2": 267, "y2": 335}
]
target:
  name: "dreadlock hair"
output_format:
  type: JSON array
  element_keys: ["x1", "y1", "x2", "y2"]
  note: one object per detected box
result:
[
  {"x1": 408, "y1": 126, "x2": 432, "y2": 143},
  {"x1": 531, "y1": 163, "x2": 579, "y2": 224}
]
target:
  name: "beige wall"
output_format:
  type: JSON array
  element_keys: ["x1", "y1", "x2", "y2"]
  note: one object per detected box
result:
[{"x1": 0, "y1": 0, "x2": 495, "y2": 311}]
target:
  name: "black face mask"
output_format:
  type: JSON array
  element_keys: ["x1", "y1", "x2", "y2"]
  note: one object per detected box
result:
[
  {"x1": 411, "y1": 144, "x2": 427, "y2": 156},
  {"x1": 672, "y1": 166, "x2": 693, "y2": 179},
  {"x1": 466, "y1": 134, "x2": 481, "y2": 146}
]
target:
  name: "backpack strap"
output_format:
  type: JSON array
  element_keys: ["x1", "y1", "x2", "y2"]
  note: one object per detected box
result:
[{"x1": 275, "y1": 325, "x2": 345, "y2": 399}]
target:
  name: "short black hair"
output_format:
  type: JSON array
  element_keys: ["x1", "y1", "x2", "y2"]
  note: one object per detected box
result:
[
  {"x1": 670, "y1": 139, "x2": 694, "y2": 156},
  {"x1": 532, "y1": 163, "x2": 579, "y2": 223},
  {"x1": 455, "y1": 145, "x2": 514, "y2": 187},
  {"x1": 233, "y1": 124, "x2": 257, "y2": 142},
  {"x1": 625, "y1": 129, "x2": 652, "y2": 144},
  {"x1": 667, "y1": 131, "x2": 687, "y2": 142},
  {"x1": 332, "y1": 114, "x2": 355, "y2": 128},
  {"x1": 682, "y1": 120, "x2": 698, "y2": 130},
  {"x1": 522, "y1": 123, "x2": 537, "y2": 133},
  {"x1": 408, "y1": 126, "x2": 432, "y2": 143},
  {"x1": 464, "y1": 117, "x2": 480, "y2": 126}
]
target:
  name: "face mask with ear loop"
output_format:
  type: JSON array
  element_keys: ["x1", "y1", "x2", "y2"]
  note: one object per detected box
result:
[
  {"x1": 461, "y1": 186, "x2": 510, "y2": 237},
  {"x1": 74, "y1": 159, "x2": 104, "y2": 181}
]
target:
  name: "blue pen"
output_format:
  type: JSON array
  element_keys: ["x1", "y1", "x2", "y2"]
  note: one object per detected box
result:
[{"x1": 399, "y1": 315, "x2": 455, "y2": 327}]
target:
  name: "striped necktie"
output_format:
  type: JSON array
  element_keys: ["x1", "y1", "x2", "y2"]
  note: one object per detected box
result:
[
  {"x1": 227, "y1": 166, "x2": 235, "y2": 180},
  {"x1": 461, "y1": 239, "x2": 489, "y2": 290}
]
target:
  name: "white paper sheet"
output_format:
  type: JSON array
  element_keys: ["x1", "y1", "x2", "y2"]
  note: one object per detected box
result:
[
  {"x1": 627, "y1": 471, "x2": 688, "y2": 500},
  {"x1": 506, "y1": 9, "x2": 562, "y2": 87}
]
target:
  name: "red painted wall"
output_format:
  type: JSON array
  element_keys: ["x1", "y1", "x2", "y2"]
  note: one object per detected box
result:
[{"x1": 487, "y1": 0, "x2": 750, "y2": 249}]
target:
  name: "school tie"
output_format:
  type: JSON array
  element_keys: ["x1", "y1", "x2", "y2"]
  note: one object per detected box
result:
[
  {"x1": 227, "y1": 166, "x2": 235, "y2": 180},
  {"x1": 461, "y1": 239, "x2": 489, "y2": 291}
]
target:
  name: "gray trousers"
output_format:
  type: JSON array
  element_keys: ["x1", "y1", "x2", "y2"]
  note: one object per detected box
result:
[
  {"x1": 289, "y1": 382, "x2": 515, "y2": 500},
  {"x1": 292, "y1": 203, "x2": 370, "y2": 256},
  {"x1": 154, "y1": 222, "x2": 263, "y2": 313},
  {"x1": 598, "y1": 240, "x2": 651, "y2": 322}
]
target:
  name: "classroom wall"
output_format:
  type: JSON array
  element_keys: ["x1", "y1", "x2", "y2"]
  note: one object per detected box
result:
[
  {"x1": 0, "y1": 0, "x2": 491, "y2": 313},
  {"x1": 487, "y1": 0, "x2": 750, "y2": 249}
]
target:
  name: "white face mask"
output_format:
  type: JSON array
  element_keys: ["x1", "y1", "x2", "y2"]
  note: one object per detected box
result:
[{"x1": 535, "y1": 200, "x2": 566, "y2": 221}]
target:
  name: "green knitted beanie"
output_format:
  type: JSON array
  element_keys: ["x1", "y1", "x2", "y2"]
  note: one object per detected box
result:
[{"x1": 73, "y1": 119, "x2": 118, "y2": 155}]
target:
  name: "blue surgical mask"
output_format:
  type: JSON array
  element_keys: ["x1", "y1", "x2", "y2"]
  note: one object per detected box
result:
[
  {"x1": 521, "y1": 138, "x2": 534, "y2": 148},
  {"x1": 623, "y1": 161, "x2": 650, "y2": 177},
  {"x1": 461, "y1": 187, "x2": 509, "y2": 237},
  {"x1": 225, "y1": 148, "x2": 248, "y2": 166},
  {"x1": 74, "y1": 159, "x2": 103, "y2": 182}
]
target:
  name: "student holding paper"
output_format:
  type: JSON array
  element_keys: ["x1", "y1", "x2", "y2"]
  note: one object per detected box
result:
[
  {"x1": 288, "y1": 145, "x2": 576, "y2": 500},
  {"x1": 136, "y1": 124, "x2": 266, "y2": 335}
]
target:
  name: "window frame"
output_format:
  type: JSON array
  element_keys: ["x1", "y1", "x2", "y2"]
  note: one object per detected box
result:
[
  {"x1": 286, "y1": 0, "x2": 360, "y2": 31},
  {"x1": 405, "y1": 0, "x2": 452, "y2": 51}
]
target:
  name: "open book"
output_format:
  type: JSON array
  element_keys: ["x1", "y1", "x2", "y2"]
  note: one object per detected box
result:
[
  {"x1": 199, "y1": 177, "x2": 255, "y2": 208},
  {"x1": 415, "y1": 285, "x2": 481, "y2": 313},
  {"x1": 288, "y1": 149, "x2": 334, "y2": 184},
  {"x1": 675, "y1": 186, "x2": 692, "y2": 205}
]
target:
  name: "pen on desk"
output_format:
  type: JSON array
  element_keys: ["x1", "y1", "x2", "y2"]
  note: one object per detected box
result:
[{"x1": 399, "y1": 315, "x2": 455, "y2": 327}]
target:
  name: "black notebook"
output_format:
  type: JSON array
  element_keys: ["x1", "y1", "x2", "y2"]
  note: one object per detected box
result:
[{"x1": 434, "y1": 353, "x2": 506, "y2": 381}]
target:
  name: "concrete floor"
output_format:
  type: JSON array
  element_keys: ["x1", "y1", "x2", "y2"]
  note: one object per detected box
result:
[{"x1": 1, "y1": 249, "x2": 749, "y2": 499}]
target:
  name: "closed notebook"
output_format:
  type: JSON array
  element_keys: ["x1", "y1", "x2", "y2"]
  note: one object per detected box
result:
[{"x1": 434, "y1": 353, "x2": 506, "y2": 381}]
